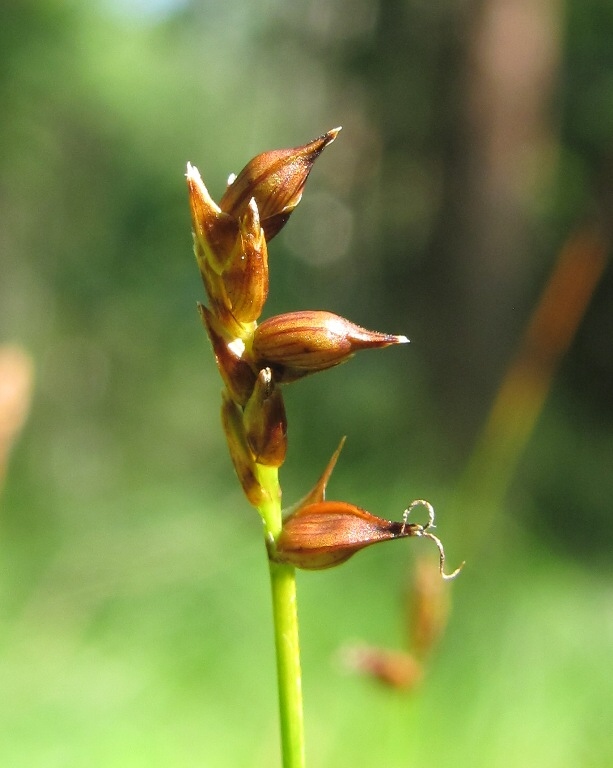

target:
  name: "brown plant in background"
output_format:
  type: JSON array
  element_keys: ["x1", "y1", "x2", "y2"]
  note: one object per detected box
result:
[
  {"x1": 0, "y1": 346, "x2": 34, "y2": 492},
  {"x1": 340, "y1": 556, "x2": 451, "y2": 692}
]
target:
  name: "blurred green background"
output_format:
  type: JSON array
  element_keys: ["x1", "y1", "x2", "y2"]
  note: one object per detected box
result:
[{"x1": 1, "y1": 0, "x2": 612, "y2": 766}]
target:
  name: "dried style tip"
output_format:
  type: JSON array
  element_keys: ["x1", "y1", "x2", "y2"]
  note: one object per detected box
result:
[
  {"x1": 275, "y1": 501, "x2": 420, "y2": 570},
  {"x1": 402, "y1": 500, "x2": 464, "y2": 581},
  {"x1": 220, "y1": 128, "x2": 341, "y2": 241},
  {"x1": 221, "y1": 391, "x2": 269, "y2": 507},
  {"x1": 252, "y1": 310, "x2": 409, "y2": 379},
  {"x1": 198, "y1": 304, "x2": 256, "y2": 405},
  {"x1": 244, "y1": 368, "x2": 288, "y2": 467}
]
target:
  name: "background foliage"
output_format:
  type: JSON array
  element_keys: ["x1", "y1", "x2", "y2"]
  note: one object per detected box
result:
[{"x1": 1, "y1": 0, "x2": 612, "y2": 766}]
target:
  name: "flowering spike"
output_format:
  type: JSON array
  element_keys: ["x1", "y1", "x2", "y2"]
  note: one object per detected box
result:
[
  {"x1": 188, "y1": 131, "x2": 464, "y2": 768},
  {"x1": 252, "y1": 310, "x2": 409, "y2": 378},
  {"x1": 220, "y1": 128, "x2": 341, "y2": 241},
  {"x1": 244, "y1": 368, "x2": 288, "y2": 467}
]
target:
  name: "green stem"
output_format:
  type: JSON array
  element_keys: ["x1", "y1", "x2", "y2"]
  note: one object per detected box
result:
[
  {"x1": 257, "y1": 464, "x2": 305, "y2": 768},
  {"x1": 269, "y1": 560, "x2": 304, "y2": 768}
]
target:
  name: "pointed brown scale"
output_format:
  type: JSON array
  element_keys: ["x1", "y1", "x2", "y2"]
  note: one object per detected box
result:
[
  {"x1": 243, "y1": 368, "x2": 288, "y2": 467},
  {"x1": 219, "y1": 128, "x2": 341, "y2": 241},
  {"x1": 198, "y1": 304, "x2": 256, "y2": 406},
  {"x1": 198, "y1": 250, "x2": 255, "y2": 340},
  {"x1": 283, "y1": 437, "x2": 347, "y2": 519},
  {"x1": 275, "y1": 501, "x2": 420, "y2": 570},
  {"x1": 307, "y1": 436, "x2": 346, "y2": 503},
  {"x1": 222, "y1": 198, "x2": 270, "y2": 324},
  {"x1": 221, "y1": 391, "x2": 269, "y2": 506},
  {"x1": 186, "y1": 163, "x2": 240, "y2": 274},
  {"x1": 252, "y1": 310, "x2": 409, "y2": 377},
  {"x1": 196, "y1": 247, "x2": 231, "y2": 321}
]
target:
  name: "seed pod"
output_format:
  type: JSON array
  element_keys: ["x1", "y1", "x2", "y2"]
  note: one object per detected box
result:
[
  {"x1": 243, "y1": 368, "x2": 288, "y2": 468},
  {"x1": 221, "y1": 391, "x2": 269, "y2": 506},
  {"x1": 222, "y1": 198, "x2": 269, "y2": 324},
  {"x1": 186, "y1": 163, "x2": 240, "y2": 275},
  {"x1": 219, "y1": 128, "x2": 341, "y2": 241},
  {"x1": 198, "y1": 304, "x2": 256, "y2": 406},
  {"x1": 252, "y1": 310, "x2": 409, "y2": 378},
  {"x1": 275, "y1": 501, "x2": 420, "y2": 570}
]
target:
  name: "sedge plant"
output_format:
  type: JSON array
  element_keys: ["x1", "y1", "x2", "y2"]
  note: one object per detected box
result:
[{"x1": 186, "y1": 129, "x2": 461, "y2": 768}]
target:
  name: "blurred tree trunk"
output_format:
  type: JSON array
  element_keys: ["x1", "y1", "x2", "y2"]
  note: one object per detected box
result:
[
  {"x1": 448, "y1": 0, "x2": 564, "y2": 437},
  {"x1": 370, "y1": 0, "x2": 564, "y2": 452}
]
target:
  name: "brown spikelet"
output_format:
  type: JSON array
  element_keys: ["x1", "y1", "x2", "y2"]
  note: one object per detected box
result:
[
  {"x1": 252, "y1": 310, "x2": 409, "y2": 378},
  {"x1": 220, "y1": 129, "x2": 341, "y2": 240}
]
